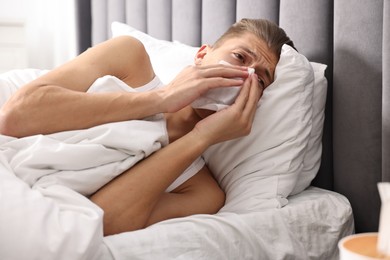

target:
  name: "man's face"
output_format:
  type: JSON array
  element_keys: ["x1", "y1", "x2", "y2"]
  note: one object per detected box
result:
[{"x1": 195, "y1": 32, "x2": 279, "y2": 89}]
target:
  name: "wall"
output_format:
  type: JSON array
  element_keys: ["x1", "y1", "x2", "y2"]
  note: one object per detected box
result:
[
  {"x1": 0, "y1": 0, "x2": 78, "y2": 72},
  {"x1": 0, "y1": 0, "x2": 27, "y2": 73}
]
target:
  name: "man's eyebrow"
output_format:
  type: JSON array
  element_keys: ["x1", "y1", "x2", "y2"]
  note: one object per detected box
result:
[
  {"x1": 240, "y1": 46, "x2": 273, "y2": 82},
  {"x1": 240, "y1": 46, "x2": 258, "y2": 60}
]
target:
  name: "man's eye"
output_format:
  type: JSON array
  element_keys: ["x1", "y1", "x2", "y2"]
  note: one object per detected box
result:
[
  {"x1": 258, "y1": 79, "x2": 265, "y2": 89},
  {"x1": 234, "y1": 53, "x2": 245, "y2": 62}
]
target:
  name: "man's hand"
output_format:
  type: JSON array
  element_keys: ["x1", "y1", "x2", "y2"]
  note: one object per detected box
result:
[
  {"x1": 158, "y1": 64, "x2": 250, "y2": 113},
  {"x1": 192, "y1": 73, "x2": 262, "y2": 146}
]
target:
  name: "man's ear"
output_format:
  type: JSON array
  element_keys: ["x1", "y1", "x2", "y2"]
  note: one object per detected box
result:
[{"x1": 194, "y1": 44, "x2": 211, "y2": 65}]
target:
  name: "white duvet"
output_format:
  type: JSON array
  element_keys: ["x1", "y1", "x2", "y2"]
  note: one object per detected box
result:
[
  {"x1": 1, "y1": 118, "x2": 168, "y2": 196},
  {"x1": 0, "y1": 69, "x2": 354, "y2": 260}
]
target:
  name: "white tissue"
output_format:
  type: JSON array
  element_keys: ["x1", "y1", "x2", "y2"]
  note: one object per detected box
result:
[
  {"x1": 378, "y1": 182, "x2": 390, "y2": 257},
  {"x1": 191, "y1": 60, "x2": 254, "y2": 111}
]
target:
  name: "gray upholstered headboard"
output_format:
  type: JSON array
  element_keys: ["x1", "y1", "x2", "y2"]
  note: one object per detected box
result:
[{"x1": 75, "y1": 0, "x2": 390, "y2": 233}]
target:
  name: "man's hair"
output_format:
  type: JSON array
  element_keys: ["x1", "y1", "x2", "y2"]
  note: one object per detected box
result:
[{"x1": 213, "y1": 18, "x2": 295, "y2": 57}]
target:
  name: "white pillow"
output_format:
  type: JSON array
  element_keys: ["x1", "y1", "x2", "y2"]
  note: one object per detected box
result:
[
  {"x1": 112, "y1": 22, "x2": 328, "y2": 210},
  {"x1": 112, "y1": 22, "x2": 197, "y2": 84},
  {"x1": 205, "y1": 45, "x2": 314, "y2": 211},
  {"x1": 291, "y1": 62, "x2": 327, "y2": 195}
]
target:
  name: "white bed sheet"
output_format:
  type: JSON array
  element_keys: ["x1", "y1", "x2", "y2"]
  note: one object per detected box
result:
[{"x1": 103, "y1": 187, "x2": 354, "y2": 260}]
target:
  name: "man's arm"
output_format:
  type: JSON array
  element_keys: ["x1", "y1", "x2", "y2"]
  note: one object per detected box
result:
[
  {"x1": 0, "y1": 36, "x2": 162, "y2": 137},
  {"x1": 0, "y1": 36, "x2": 249, "y2": 138}
]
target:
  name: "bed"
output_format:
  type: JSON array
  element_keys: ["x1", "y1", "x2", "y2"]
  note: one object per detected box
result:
[{"x1": 0, "y1": 0, "x2": 388, "y2": 259}]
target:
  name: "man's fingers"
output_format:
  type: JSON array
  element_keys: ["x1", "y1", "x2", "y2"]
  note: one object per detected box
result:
[
  {"x1": 232, "y1": 76, "x2": 251, "y2": 111},
  {"x1": 197, "y1": 64, "x2": 249, "y2": 79},
  {"x1": 230, "y1": 73, "x2": 262, "y2": 124},
  {"x1": 242, "y1": 74, "x2": 262, "y2": 119},
  {"x1": 201, "y1": 77, "x2": 245, "y2": 89}
]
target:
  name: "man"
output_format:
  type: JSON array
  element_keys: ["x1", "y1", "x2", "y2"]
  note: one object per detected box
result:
[{"x1": 0, "y1": 19, "x2": 293, "y2": 235}]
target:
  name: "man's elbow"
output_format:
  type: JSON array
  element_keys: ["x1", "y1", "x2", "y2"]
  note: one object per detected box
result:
[{"x1": 0, "y1": 109, "x2": 22, "y2": 137}]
